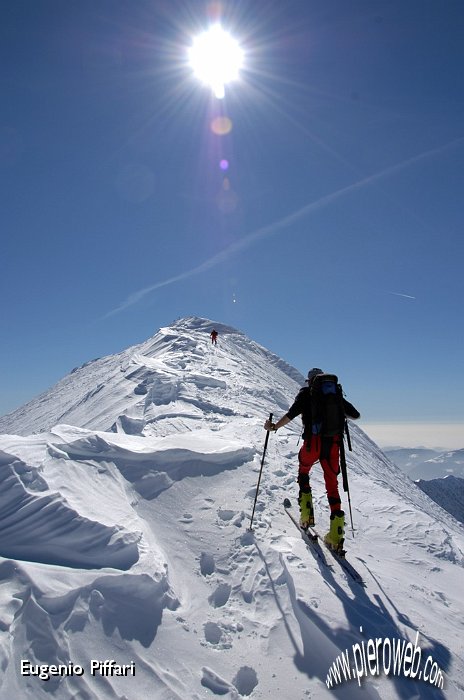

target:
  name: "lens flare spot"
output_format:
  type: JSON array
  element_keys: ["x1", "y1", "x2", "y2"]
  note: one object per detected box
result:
[
  {"x1": 206, "y1": 1, "x2": 223, "y2": 21},
  {"x1": 211, "y1": 116, "x2": 233, "y2": 135},
  {"x1": 217, "y1": 185, "x2": 238, "y2": 214},
  {"x1": 219, "y1": 159, "x2": 229, "y2": 171}
]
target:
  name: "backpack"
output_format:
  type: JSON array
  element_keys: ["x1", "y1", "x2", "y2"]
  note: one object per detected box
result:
[{"x1": 309, "y1": 373, "x2": 346, "y2": 437}]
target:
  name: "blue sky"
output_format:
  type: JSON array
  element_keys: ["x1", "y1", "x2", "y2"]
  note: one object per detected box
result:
[{"x1": 1, "y1": 1, "x2": 463, "y2": 447}]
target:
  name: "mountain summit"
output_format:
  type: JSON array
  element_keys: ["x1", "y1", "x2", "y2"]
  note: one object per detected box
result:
[
  {"x1": 0, "y1": 317, "x2": 463, "y2": 698},
  {"x1": 0, "y1": 316, "x2": 303, "y2": 437}
]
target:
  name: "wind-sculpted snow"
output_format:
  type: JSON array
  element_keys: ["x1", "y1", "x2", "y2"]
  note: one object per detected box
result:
[
  {"x1": 0, "y1": 559, "x2": 179, "y2": 697},
  {"x1": 49, "y1": 424, "x2": 255, "y2": 500},
  {"x1": 0, "y1": 449, "x2": 139, "y2": 570},
  {"x1": 0, "y1": 316, "x2": 463, "y2": 699}
]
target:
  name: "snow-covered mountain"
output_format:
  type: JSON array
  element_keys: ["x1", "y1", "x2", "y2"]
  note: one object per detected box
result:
[
  {"x1": 0, "y1": 317, "x2": 463, "y2": 699},
  {"x1": 384, "y1": 448, "x2": 442, "y2": 475},
  {"x1": 412, "y1": 450, "x2": 464, "y2": 481},
  {"x1": 385, "y1": 448, "x2": 464, "y2": 481},
  {"x1": 0, "y1": 317, "x2": 302, "y2": 437},
  {"x1": 415, "y1": 475, "x2": 464, "y2": 526}
]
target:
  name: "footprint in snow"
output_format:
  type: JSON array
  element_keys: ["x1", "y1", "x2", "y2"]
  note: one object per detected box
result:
[
  {"x1": 200, "y1": 552, "x2": 215, "y2": 576},
  {"x1": 201, "y1": 666, "x2": 258, "y2": 697},
  {"x1": 203, "y1": 621, "x2": 223, "y2": 645},
  {"x1": 179, "y1": 512, "x2": 193, "y2": 524},
  {"x1": 217, "y1": 508, "x2": 246, "y2": 528},
  {"x1": 218, "y1": 508, "x2": 235, "y2": 522},
  {"x1": 203, "y1": 621, "x2": 235, "y2": 650},
  {"x1": 208, "y1": 582, "x2": 231, "y2": 608},
  {"x1": 201, "y1": 667, "x2": 233, "y2": 695},
  {"x1": 232, "y1": 666, "x2": 258, "y2": 696}
]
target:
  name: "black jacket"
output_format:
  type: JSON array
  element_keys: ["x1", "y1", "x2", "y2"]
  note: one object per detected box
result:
[{"x1": 286, "y1": 386, "x2": 360, "y2": 440}]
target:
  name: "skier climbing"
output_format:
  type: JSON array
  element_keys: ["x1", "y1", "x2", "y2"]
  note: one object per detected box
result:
[
  {"x1": 210, "y1": 329, "x2": 218, "y2": 345},
  {"x1": 264, "y1": 368, "x2": 360, "y2": 552}
]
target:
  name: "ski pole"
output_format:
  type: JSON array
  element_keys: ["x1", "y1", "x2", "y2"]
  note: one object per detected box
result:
[
  {"x1": 340, "y1": 431, "x2": 355, "y2": 532},
  {"x1": 345, "y1": 484, "x2": 354, "y2": 534},
  {"x1": 249, "y1": 412, "x2": 273, "y2": 531},
  {"x1": 343, "y1": 419, "x2": 355, "y2": 530},
  {"x1": 344, "y1": 418, "x2": 352, "y2": 452}
]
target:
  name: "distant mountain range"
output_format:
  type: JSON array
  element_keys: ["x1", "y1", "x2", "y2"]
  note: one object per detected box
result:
[{"x1": 385, "y1": 447, "x2": 464, "y2": 480}]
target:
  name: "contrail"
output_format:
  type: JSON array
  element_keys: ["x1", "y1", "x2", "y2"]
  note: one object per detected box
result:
[
  {"x1": 387, "y1": 291, "x2": 416, "y2": 300},
  {"x1": 106, "y1": 135, "x2": 463, "y2": 317}
]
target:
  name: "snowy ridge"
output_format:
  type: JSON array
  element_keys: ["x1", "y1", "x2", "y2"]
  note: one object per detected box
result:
[
  {"x1": 0, "y1": 317, "x2": 463, "y2": 699},
  {"x1": 0, "y1": 316, "x2": 304, "y2": 438}
]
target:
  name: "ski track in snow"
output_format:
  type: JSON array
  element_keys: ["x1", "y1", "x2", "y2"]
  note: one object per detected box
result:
[{"x1": 0, "y1": 316, "x2": 463, "y2": 699}]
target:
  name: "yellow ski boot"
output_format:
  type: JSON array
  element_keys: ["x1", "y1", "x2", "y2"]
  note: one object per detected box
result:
[
  {"x1": 324, "y1": 510, "x2": 345, "y2": 553},
  {"x1": 298, "y1": 489, "x2": 315, "y2": 530}
]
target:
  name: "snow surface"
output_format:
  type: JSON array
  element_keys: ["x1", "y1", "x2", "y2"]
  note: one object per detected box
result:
[{"x1": 0, "y1": 316, "x2": 463, "y2": 699}]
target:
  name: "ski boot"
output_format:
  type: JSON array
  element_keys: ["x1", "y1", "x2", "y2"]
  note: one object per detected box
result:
[
  {"x1": 298, "y1": 488, "x2": 315, "y2": 530},
  {"x1": 324, "y1": 510, "x2": 345, "y2": 553}
]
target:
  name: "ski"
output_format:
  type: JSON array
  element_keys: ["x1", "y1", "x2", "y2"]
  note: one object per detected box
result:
[
  {"x1": 283, "y1": 499, "x2": 364, "y2": 586},
  {"x1": 283, "y1": 499, "x2": 333, "y2": 570},
  {"x1": 312, "y1": 528, "x2": 365, "y2": 585},
  {"x1": 307, "y1": 524, "x2": 346, "y2": 558}
]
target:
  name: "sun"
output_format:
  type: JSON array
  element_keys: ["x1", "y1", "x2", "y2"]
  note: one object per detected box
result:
[{"x1": 189, "y1": 24, "x2": 244, "y2": 99}]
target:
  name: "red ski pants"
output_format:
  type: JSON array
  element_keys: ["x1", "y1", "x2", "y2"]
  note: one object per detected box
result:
[{"x1": 298, "y1": 435, "x2": 341, "y2": 513}]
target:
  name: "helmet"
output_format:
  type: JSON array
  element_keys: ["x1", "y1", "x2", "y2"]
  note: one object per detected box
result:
[{"x1": 306, "y1": 367, "x2": 323, "y2": 383}]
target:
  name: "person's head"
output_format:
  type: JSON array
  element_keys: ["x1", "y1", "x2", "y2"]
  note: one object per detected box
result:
[{"x1": 306, "y1": 367, "x2": 323, "y2": 384}]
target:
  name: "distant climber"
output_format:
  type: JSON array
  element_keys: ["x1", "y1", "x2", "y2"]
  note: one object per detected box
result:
[
  {"x1": 210, "y1": 329, "x2": 218, "y2": 346},
  {"x1": 264, "y1": 368, "x2": 360, "y2": 552}
]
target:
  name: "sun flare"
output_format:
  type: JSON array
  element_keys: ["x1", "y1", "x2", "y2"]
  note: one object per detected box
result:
[{"x1": 189, "y1": 24, "x2": 244, "y2": 99}]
